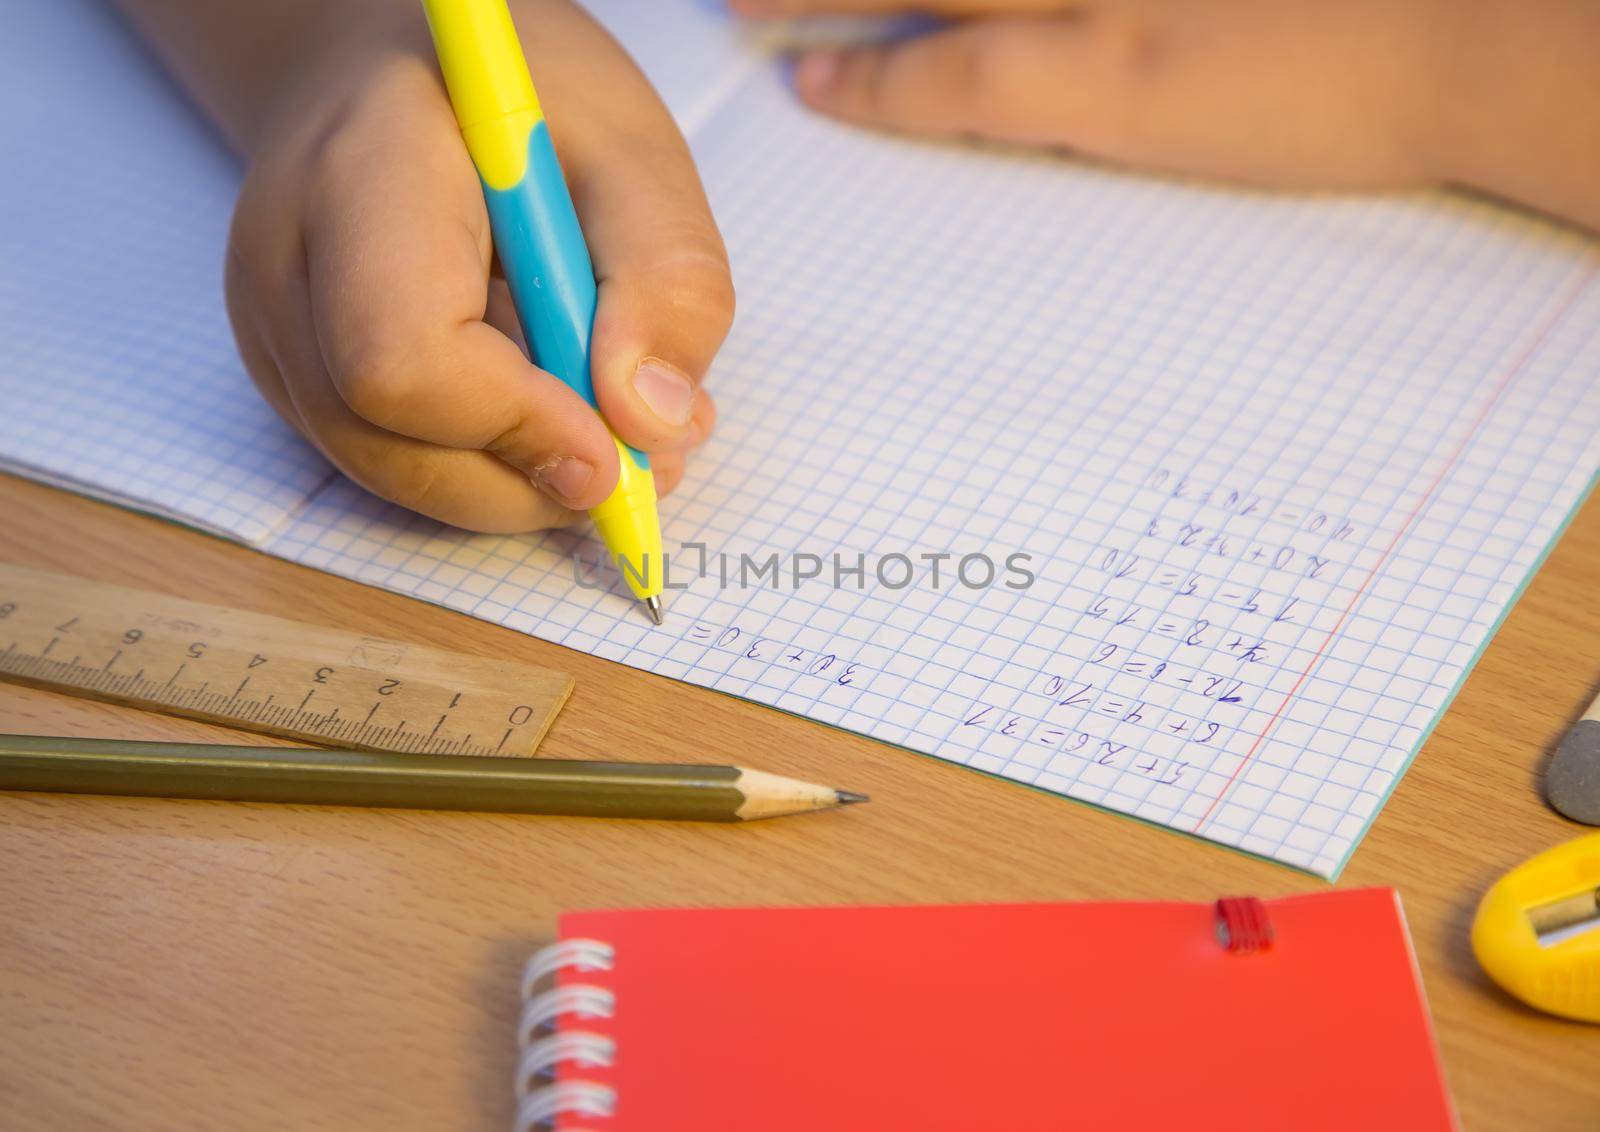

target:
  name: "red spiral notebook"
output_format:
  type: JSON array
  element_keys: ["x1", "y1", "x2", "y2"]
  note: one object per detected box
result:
[{"x1": 516, "y1": 888, "x2": 1456, "y2": 1131}]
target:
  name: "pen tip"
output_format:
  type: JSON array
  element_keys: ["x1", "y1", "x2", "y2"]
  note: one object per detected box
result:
[
  {"x1": 835, "y1": 790, "x2": 870, "y2": 806},
  {"x1": 644, "y1": 596, "x2": 664, "y2": 626}
]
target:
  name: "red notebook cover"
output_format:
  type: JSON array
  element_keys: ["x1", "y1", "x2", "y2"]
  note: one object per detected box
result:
[{"x1": 518, "y1": 888, "x2": 1456, "y2": 1131}]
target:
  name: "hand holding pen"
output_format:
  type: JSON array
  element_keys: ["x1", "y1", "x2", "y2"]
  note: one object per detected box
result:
[{"x1": 126, "y1": 0, "x2": 732, "y2": 538}]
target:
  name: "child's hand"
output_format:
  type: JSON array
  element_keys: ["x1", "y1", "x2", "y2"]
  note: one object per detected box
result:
[
  {"x1": 219, "y1": 1, "x2": 731, "y2": 532},
  {"x1": 735, "y1": 0, "x2": 1600, "y2": 230}
]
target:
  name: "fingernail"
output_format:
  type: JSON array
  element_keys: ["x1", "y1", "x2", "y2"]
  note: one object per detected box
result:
[
  {"x1": 794, "y1": 51, "x2": 841, "y2": 100},
  {"x1": 632, "y1": 357, "x2": 696, "y2": 428},
  {"x1": 530, "y1": 457, "x2": 594, "y2": 506}
]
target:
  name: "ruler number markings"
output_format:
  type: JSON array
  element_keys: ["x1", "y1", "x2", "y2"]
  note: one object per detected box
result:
[{"x1": 0, "y1": 568, "x2": 569, "y2": 757}]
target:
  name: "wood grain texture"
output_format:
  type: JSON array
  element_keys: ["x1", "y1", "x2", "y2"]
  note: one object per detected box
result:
[{"x1": 1, "y1": 472, "x2": 1596, "y2": 1130}]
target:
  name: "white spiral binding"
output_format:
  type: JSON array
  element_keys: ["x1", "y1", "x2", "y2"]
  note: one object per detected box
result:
[
  {"x1": 517, "y1": 1032, "x2": 617, "y2": 1093},
  {"x1": 515, "y1": 938, "x2": 618, "y2": 1131},
  {"x1": 521, "y1": 938, "x2": 615, "y2": 998},
  {"x1": 517, "y1": 985, "x2": 616, "y2": 1047},
  {"x1": 515, "y1": 1082, "x2": 616, "y2": 1132}
]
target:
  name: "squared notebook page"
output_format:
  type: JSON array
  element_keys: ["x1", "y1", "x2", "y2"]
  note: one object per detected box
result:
[
  {"x1": 0, "y1": 0, "x2": 331, "y2": 542},
  {"x1": 268, "y1": 67, "x2": 1600, "y2": 877},
  {"x1": 575, "y1": 0, "x2": 762, "y2": 131},
  {"x1": 3, "y1": 3, "x2": 1598, "y2": 876}
]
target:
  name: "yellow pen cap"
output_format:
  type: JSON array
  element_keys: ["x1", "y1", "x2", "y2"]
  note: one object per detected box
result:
[
  {"x1": 420, "y1": 0, "x2": 545, "y2": 188},
  {"x1": 419, "y1": 0, "x2": 542, "y2": 129}
]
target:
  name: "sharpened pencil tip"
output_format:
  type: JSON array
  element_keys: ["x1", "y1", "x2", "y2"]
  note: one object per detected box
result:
[
  {"x1": 835, "y1": 790, "x2": 870, "y2": 806},
  {"x1": 644, "y1": 596, "x2": 664, "y2": 626}
]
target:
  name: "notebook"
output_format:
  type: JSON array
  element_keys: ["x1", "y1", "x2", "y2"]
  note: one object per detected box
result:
[
  {"x1": 516, "y1": 889, "x2": 1456, "y2": 1131},
  {"x1": 3, "y1": 0, "x2": 1599, "y2": 877}
]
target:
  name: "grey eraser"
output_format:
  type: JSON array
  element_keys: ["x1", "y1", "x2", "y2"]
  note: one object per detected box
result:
[{"x1": 1547, "y1": 718, "x2": 1600, "y2": 825}]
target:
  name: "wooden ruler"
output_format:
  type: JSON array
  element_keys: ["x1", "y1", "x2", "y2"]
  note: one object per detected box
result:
[{"x1": 0, "y1": 563, "x2": 572, "y2": 758}]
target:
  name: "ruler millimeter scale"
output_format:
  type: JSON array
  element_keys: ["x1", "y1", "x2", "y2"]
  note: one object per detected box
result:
[{"x1": 0, "y1": 563, "x2": 571, "y2": 758}]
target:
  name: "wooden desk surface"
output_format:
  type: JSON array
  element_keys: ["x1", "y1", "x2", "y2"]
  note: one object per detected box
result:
[{"x1": 0, "y1": 473, "x2": 1596, "y2": 1130}]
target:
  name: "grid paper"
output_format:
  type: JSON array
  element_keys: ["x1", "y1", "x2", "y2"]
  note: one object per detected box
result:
[
  {"x1": 0, "y1": 0, "x2": 333, "y2": 542},
  {"x1": 4, "y1": 1, "x2": 1599, "y2": 876}
]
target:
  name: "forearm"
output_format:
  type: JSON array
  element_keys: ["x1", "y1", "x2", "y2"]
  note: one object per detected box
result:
[
  {"x1": 105, "y1": 0, "x2": 409, "y2": 154},
  {"x1": 1434, "y1": 0, "x2": 1600, "y2": 231}
]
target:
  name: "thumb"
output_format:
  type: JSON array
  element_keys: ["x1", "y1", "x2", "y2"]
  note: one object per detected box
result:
[{"x1": 529, "y1": 14, "x2": 734, "y2": 458}]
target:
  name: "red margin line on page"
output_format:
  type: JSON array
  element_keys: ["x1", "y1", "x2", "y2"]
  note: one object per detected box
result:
[{"x1": 1192, "y1": 263, "x2": 1598, "y2": 835}]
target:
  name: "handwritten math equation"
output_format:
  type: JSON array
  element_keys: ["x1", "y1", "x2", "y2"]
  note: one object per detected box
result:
[
  {"x1": 683, "y1": 621, "x2": 868, "y2": 690},
  {"x1": 677, "y1": 466, "x2": 1373, "y2": 788}
]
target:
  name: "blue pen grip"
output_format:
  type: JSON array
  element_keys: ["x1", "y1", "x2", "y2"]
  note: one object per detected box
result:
[{"x1": 481, "y1": 122, "x2": 649, "y2": 468}]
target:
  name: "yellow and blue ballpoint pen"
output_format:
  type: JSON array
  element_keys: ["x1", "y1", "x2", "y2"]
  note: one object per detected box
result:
[{"x1": 420, "y1": 0, "x2": 666, "y2": 624}]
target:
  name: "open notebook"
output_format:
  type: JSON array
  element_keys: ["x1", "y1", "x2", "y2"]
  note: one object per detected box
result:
[
  {"x1": 518, "y1": 891, "x2": 1457, "y2": 1130},
  {"x1": 3, "y1": 0, "x2": 1598, "y2": 877}
]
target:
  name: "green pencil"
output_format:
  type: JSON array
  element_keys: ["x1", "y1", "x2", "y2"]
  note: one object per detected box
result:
[{"x1": 0, "y1": 734, "x2": 868, "y2": 822}]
